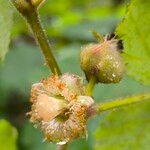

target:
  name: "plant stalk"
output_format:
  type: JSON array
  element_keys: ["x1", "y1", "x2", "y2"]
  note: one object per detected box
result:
[
  {"x1": 96, "y1": 92, "x2": 150, "y2": 113},
  {"x1": 86, "y1": 76, "x2": 97, "y2": 96},
  {"x1": 25, "y1": 9, "x2": 61, "y2": 75}
]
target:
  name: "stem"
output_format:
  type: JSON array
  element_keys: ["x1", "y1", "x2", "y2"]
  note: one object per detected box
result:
[
  {"x1": 25, "y1": 9, "x2": 61, "y2": 75},
  {"x1": 57, "y1": 144, "x2": 68, "y2": 150},
  {"x1": 96, "y1": 92, "x2": 150, "y2": 113},
  {"x1": 86, "y1": 76, "x2": 97, "y2": 96}
]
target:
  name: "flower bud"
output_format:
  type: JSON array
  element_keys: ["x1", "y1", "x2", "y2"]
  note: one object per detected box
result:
[
  {"x1": 11, "y1": 0, "x2": 45, "y2": 15},
  {"x1": 31, "y1": 0, "x2": 45, "y2": 7},
  {"x1": 80, "y1": 34, "x2": 125, "y2": 83},
  {"x1": 28, "y1": 73, "x2": 94, "y2": 144}
]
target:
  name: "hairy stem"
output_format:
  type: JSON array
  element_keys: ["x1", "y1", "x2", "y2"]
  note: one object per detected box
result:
[
  {"x1": 86, "y1": 76, "x2": 97, "y2": 96},
  {"x1": 96, "y1": 92, "x2": 150, "y2": 113},
  {"x1": 25, "y1": 9, "x2": 61, "y2": 75},
  {"x1": 57, "y1": 144, "x2": 68, "y2": 150}
]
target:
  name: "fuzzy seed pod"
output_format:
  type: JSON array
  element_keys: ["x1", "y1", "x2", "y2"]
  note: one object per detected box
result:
[
  {"x1": 80, "y1": 34, "x2": 125, "y2": 83},
  {"x1": 28, "y1": 73, "x2": 94, "y2": 144}
]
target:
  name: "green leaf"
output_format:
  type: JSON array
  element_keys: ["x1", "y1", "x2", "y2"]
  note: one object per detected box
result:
[
  {"x1": 94, "y1": 101, "x2": 150, "y2": 150},
  {"x1": 116, "y1": 0, "x2": 150, "y2": 85},
  {"x1": 0, "y1": 119, "x2": 18, "y2": 150},
  {"x1": 0, "y1": 0, "x2": 13, "y2": 62}
]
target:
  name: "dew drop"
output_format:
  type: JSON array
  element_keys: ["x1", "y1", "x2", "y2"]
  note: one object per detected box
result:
[
  {"x1": 57, "y1": 141, "x2": 67, "y2": 145},
  {"x1": 85, "y1": 129, "x2": 88, "y2": 140},
  {"x1": 109, "y1": 56, "x2": 113, "y2": 60},
  {"x1": 112, "y1": 73, "x2": 116, "y2": 78},
  {"x1": 33, "y1": 124, "x2": 38, "y2": 128},
  {"x1": 42, "y1": 138, "x2": 47, "y2": 143},
  {"x1": 110, "y1": 78, "x2": 113, "y2": 81}
]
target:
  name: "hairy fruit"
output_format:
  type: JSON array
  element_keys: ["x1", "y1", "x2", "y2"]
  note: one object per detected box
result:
[
  {"x1": 28, "y1": 73, "x2": 94, "y2": 144},
  {"x1": 80, "y1": 34, "x2": 125, "y2": 83}
]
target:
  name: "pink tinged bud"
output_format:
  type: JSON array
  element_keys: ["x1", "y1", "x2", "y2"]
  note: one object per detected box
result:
[
  {"x1": 28, "y1": 73, "x2": 94, "y2": 143},
  {"x1": 40, "y1": 95, "x2": 94, "y2": 143}
]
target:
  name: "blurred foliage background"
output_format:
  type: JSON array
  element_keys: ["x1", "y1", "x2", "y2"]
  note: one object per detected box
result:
[{"x1": 0, "y1": 0, "x2": 150, "y2": 150}]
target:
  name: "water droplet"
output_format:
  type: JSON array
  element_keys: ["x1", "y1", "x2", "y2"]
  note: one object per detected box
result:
[
  {"x1": 42, "y1": 138, "x2": 47, "y2": 143},
  {"x1": 85, "y1": 129, "x2": 88, "y2": 140},
  {"x1": 109, "y1": 56, "x2": 113, "y2": 60},
  {"x1": 57, "y1": 141, "x2": 67, "y2": 145},
  {"x1": 33, "y1": 124, "x2": 38, "y2": 128},
  {"x1": 112, "y1": 73, "x2": 116, "y2": 78}
]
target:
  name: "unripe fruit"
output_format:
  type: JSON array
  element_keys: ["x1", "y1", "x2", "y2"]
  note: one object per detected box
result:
[
  {"x1": 28, "y1": 73, "x2": 94, "y2": 144},
  {"x1": 80, "y1": 34, "x2": 125, "y2": 83}
]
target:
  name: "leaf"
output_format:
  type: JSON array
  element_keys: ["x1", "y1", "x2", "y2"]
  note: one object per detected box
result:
[
  {"x1": 0, "y1": 0, "x2": 13, "y2": 62},
  {"x1": 0, "y1": 119, "x2": 18, "y2": 150},
  {"x1": 94, "y1": 100, "x2": 150, "y2": 150},
  {"x1": 116, "y1": 0, "x2": 150, "y2": 85}
]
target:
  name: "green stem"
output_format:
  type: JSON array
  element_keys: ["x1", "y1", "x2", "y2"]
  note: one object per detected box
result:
[
  {"x1": 86, "y1": 76, "x2": 97, "y2": 96},
  {"x1": 57, "y1": 144, "x2": 68, "y2": 150},
  {"x1": 25, "y1": 9, "x2": 61, "y2": 75},
  {"x1": 96, "y1": 92, "x2": 150, "y2": 113}
]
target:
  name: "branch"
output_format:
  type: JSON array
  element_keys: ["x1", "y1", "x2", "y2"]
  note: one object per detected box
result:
[
  {"x1": 96, "y1": 92, "x2": 150, "y2": 113},
  {"x1": 25, "y1": 10, "x2": 61, "y2": 75},
  {"x1": 86, "y1": 76, "x2": 96, "y2": 96},
  {"x1": 11, "y1": 0, "x2": 61, "y2": 75}
]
